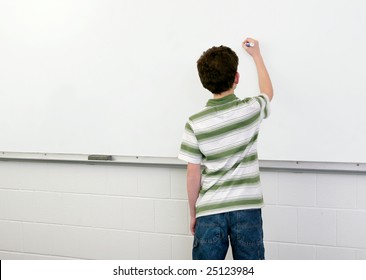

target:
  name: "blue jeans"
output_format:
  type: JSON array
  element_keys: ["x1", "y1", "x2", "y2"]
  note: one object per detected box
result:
[{"x1": 193, "y1": 209, "x2": 264, "y2": 260}]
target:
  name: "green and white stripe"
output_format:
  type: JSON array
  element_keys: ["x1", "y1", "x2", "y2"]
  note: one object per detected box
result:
[{"x1": 179, "y1": 94, "x2": 271, "y2": 218}]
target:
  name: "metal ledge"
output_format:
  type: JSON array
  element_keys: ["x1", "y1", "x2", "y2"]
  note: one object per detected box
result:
[{"x1": 0, "y1": 151, "x2": 365, "y2": 174}]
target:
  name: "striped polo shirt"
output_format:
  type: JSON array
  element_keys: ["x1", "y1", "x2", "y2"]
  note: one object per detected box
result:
[{"x1": 178, "y1": 93, "x2": 271, "y2": 218}]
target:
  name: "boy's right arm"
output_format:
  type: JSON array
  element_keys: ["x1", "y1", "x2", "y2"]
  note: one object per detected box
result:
[{"x1": 243, "y1": 38, "x2": 274, "y2": 101}]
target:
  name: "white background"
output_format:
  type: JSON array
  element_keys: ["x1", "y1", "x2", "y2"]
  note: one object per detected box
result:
[{"x1": 2, "y1": 260, "x2": 366, "y2": 280}]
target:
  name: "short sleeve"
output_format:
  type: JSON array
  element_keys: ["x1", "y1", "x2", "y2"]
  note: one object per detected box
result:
[
  {"x1": 255, "y1": 94, "x2": 271, "y2": 120},
  {"x1": 178, "y1": 121, "x2": 202, "y2": 164}
]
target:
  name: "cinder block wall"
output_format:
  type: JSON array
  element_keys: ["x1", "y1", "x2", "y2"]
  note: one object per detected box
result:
[
  {"x1": 0, "y1": 160, "x2": 366, "y2": 260},
  {"x1": 261, "y1": 171, "x2": 366, "y2": 259}
]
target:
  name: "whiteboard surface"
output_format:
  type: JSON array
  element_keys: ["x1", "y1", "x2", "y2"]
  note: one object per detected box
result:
[{"x1": 0, "y1": 0, "x2": 365, "y2": 163}]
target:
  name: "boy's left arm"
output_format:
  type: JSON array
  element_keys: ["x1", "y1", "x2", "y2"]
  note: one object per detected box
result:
[{"x1": 187, "y1": 163, "x2": 201, "y2": 235}]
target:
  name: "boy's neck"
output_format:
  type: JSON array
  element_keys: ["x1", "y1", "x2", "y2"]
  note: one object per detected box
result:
[{"x1": 212, "y1": 88, "x2": 235, "y2": 99}]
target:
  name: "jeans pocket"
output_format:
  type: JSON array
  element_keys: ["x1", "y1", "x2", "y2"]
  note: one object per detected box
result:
[
  {"x1": 193, "y1": 215, "x2": 228, "y2": 260},
  {"x1": 236, "y1": 209, "x2": 263, "y2": 247},
  {"x1": 237, "y1": 225, "x2": 263, "y2": 246},
  {"x1": 194, "y1": 215, "x2": 225, "y2": 244}
]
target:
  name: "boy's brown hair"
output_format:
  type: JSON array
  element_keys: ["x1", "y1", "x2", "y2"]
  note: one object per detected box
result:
[{"x1": 197, "y1": 45, "x2": 239, "y2": 94}]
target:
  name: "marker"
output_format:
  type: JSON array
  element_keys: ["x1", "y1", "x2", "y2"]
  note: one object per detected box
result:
[{"x1": 245, "y1": 42, "x2": 255, "y2": 47}]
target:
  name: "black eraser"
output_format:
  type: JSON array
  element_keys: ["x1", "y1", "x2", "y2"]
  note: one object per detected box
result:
[{"x1": 88, "y1": 155, "x2": 113, "y2": 161}]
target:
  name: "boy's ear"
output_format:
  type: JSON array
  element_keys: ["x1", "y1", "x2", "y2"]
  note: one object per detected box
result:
[{"x1": 234, "y1": 72, "x2": 240, "y2": 84}]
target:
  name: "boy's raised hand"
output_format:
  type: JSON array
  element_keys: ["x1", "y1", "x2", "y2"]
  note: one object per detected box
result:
[{"x1": 242, "y1": 38, "x2": 261, "y2": 58}]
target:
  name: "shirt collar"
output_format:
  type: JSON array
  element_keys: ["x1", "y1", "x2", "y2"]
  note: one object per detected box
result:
[{"x1": 206, "y1": 94, "x2": 238, "y2": 107}]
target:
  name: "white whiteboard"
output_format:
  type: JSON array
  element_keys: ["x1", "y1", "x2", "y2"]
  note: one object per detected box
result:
[{"x1": 0, "y1": 0, "x2": 365, "y2": 163}]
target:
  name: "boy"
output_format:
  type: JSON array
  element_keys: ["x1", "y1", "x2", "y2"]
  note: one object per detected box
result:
[{"x1": 178, "y1": 38, "x2": 273, "y2": 260}]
